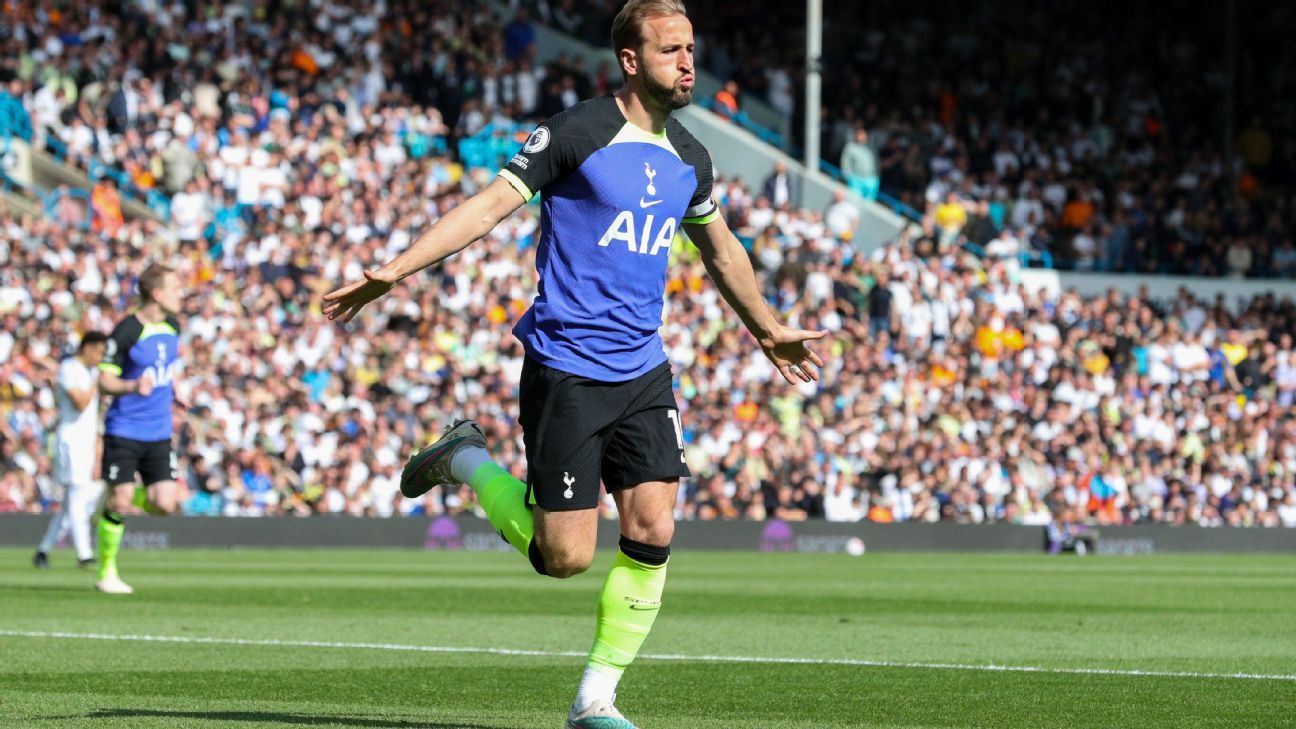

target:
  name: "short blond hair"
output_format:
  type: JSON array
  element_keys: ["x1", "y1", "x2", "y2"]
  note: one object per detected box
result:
[
  {"x1": 610, "y1": 0, "x2": 688, "y2": 79},
  {"x1": 137, "y1": 263, "x2": 173, "y2": 304}
]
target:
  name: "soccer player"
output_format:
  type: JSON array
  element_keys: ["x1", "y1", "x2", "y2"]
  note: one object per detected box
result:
[
  {"x1": 33, "y1": 331, "x2": 109, "y2": 570},
  {"x1": 95, "y1": 264, "x2": 185, "y2": 594},
  {"x1": 324, "y1": 2, "x2": 825, "y2": 726}
]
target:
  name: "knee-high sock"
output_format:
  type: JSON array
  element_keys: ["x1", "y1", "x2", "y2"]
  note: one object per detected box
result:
[
  {"x1": 452, "y1": 448, "x2": 534, "y2": 557},
  {"x1": 37, "y1": 509, "x2": 69, "y2": 554},
  {"x1": 97, "y1": 511, "x2": 124, "y2": 581},
  {"x1": 576, "y1": 538, "x2": 670, "y2": 710},
  {"x1": 132, "y1": 485, "x2": 161, "y2": 515},
  {"x1": 68, "y1": 481, "x2": 103, "y2": 562}
]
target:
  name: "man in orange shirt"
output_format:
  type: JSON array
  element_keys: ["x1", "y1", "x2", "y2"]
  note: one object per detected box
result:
[
  {"x1": 91, "y1": 178, "x2": 124, "y2": 236},
  {"x1": 712, "y1": 80, "x2": 739, "y2": 119},
  {"x1": 1061, "y1": 190, "x2": 1095, "y2": 230}
]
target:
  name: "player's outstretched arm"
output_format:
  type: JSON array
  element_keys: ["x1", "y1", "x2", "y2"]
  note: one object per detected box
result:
[
  {"x1": 684, "y1": 217, "x2": 827, "y2": 385},
  {"x1": 323, "y1": 177, "x2": 526, "y2": 322}
]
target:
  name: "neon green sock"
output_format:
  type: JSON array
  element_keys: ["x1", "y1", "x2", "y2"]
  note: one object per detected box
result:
[
  {"x1": 132, "y1": 486, "x2": 161, "y2": 515},
  {"x1": 586, "y1": 550, "x2": 668, "y2": 678},
  {"x1": 97, "y1": 513, "x2": 124, "y2": 581},
  {"x1": 468, "y1": 462, "x2": 534, "y2": 556}
]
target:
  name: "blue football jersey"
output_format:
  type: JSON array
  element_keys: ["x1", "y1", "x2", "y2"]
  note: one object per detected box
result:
[
  {"x1": 500, "y1": 95, "x2": 719, "y2": 382},
  {"x1": 101, "y1": 314, "x2": 181, "y2": 442}
]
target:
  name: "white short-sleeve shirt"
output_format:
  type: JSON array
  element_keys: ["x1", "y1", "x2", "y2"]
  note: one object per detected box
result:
[{"x1": 57, "y1": 357, "x2": 98, "y2": 446}]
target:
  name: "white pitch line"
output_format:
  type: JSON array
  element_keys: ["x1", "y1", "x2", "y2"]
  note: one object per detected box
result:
[{"x1": 2, "y1": 629, "x2": 1294, "y2": 683}]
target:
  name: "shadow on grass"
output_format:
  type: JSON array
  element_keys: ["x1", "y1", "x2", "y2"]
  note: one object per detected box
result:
[
  {"x1": 2, "y1": 584, "x2": 98, "y2": 593},
  {"x1": 83, "y1": 708, "x2": 504, "y2": 728}
]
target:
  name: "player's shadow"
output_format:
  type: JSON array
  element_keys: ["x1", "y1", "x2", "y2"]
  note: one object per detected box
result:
[{"x1": 84, "y1": 708, "x2": 503, "y2": 728}]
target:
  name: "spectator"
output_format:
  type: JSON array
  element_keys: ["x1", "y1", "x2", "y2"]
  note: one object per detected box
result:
[
  {"x1": 933, "y1": 191, "x2": 968, "y2": 245},
  {"x1": 90, "y1": 178, "x2": 124, "y2": 237},
  {"x1": 504, "y1": 8, "x2": 537, "y2": 62},
  {"x1": 105, "y1": 75, "x2": 141, "y2": 134},
  {"x1": 1226, "y1": 239, "x2": 1254, "y2": 278},
  {"x1": 679, "y1": 0, "x2": 1296, "y2": 278},
  {"x1": 1, "y1": 0, "x2": 1293, "y2": 533},
  {"x1": 867, "y1": 271, "x2": 893, "y2": 336},
  {"x1": 823, "y1": 189, "x2": 860, "y2": 239},
  {"x1": 1236, "y1": 116, "x2": 1273, "y2": 172},
  {"x1": 840, "y1": 127, "x2": 878, "y2": 200},
  {"x1": 713, "y1": 80, "x2": 740, "y2": 120},
  {"x1": 762, "y1": 160, "x2": 796, "y2": 209},
  {"x1": 1273, "y1": 240, "x2": 1296, "y2": 278},
  {"x1": 1072, "y1": 224, "x2": 1099, "y2": 270},
  {"x1": 170, "y1": 179, "x2": 210, "y2": 247}
]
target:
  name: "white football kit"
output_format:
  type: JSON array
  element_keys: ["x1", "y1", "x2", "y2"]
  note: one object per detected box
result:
[{"x1": 37, "y1": 358, "x2": 103, "y2": 562}]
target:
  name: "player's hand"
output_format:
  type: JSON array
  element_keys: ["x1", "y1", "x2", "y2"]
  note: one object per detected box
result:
[
  {"x1": 136, "y1": 370, "x2": 155, "y2": 397},
  {"x1": 323, "y1": 269, "x2": 397, "y2": 323},
  {"x1": 759, "y1": 326, "x2": 828, "y2": 385}
]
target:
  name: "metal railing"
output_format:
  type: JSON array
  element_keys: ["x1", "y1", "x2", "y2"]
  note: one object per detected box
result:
[
  {"x1": 814, "y1": 157, "x2": 924, "y2": 223},
  {"x1": 39, "y1": 187, "x2": 93, "y2": 231},
  {"x1": 697, "y1": 98, "x2": 927, "y2": 226},
  {"x1": 695, "y1": 98, "x2": 787, "y2": 148},
  {"x1": 960, "y1": 240, "x2": 1055, "y2": 269},
  {"x1": 42, "y1": 136, "x2": 171, "y2": 221}
]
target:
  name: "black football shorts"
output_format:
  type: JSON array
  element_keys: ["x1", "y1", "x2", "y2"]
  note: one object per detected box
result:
[
  {"x1": 518, "y1": 357, "x2": 690, "y2": 511},
  {"x1": 102, "y1": 435, "x2": 177, "y2": 486}
]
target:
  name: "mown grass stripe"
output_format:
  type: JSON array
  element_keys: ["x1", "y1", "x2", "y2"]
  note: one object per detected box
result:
[{"x1": 3, "y1": 629, "x2": 1293, "y2": 682}]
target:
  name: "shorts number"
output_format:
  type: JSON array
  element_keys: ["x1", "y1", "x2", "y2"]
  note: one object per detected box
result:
[{"x1": 666, "y1": 410, "x2": 685, "y2": 463}]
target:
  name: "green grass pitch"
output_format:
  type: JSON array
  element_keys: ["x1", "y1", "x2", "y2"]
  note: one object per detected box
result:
[{"x1": 2, "y1": 548, "x2": 1294, "y2": 728}]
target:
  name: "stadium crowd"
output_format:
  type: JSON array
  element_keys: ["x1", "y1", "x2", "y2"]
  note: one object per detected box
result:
[
  {"x1": 679, "y1": 0, "x2": 1296, "y2": 276},
  {"x1": 2, "y1": 0, "x2": 1295, "y2": 530}
]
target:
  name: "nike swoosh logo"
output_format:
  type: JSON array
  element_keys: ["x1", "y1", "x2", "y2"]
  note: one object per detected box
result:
[
  {"x1": 628, "y1": 604, "x2": 660, "y2": 611},
  {"x1": 406, "y1": 436, "x2": 465, "y2": 483},
  {"x1": 639, "y1": 198, "x2": 663, "y2": 208}
]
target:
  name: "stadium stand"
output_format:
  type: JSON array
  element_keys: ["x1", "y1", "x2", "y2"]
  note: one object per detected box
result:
[
  {"x1": 681, "y1": 0, "x2": 1296, "y2": 276},
  {"x1": 1, "y1": 0, "x2": 1294, "y2": 530}
]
